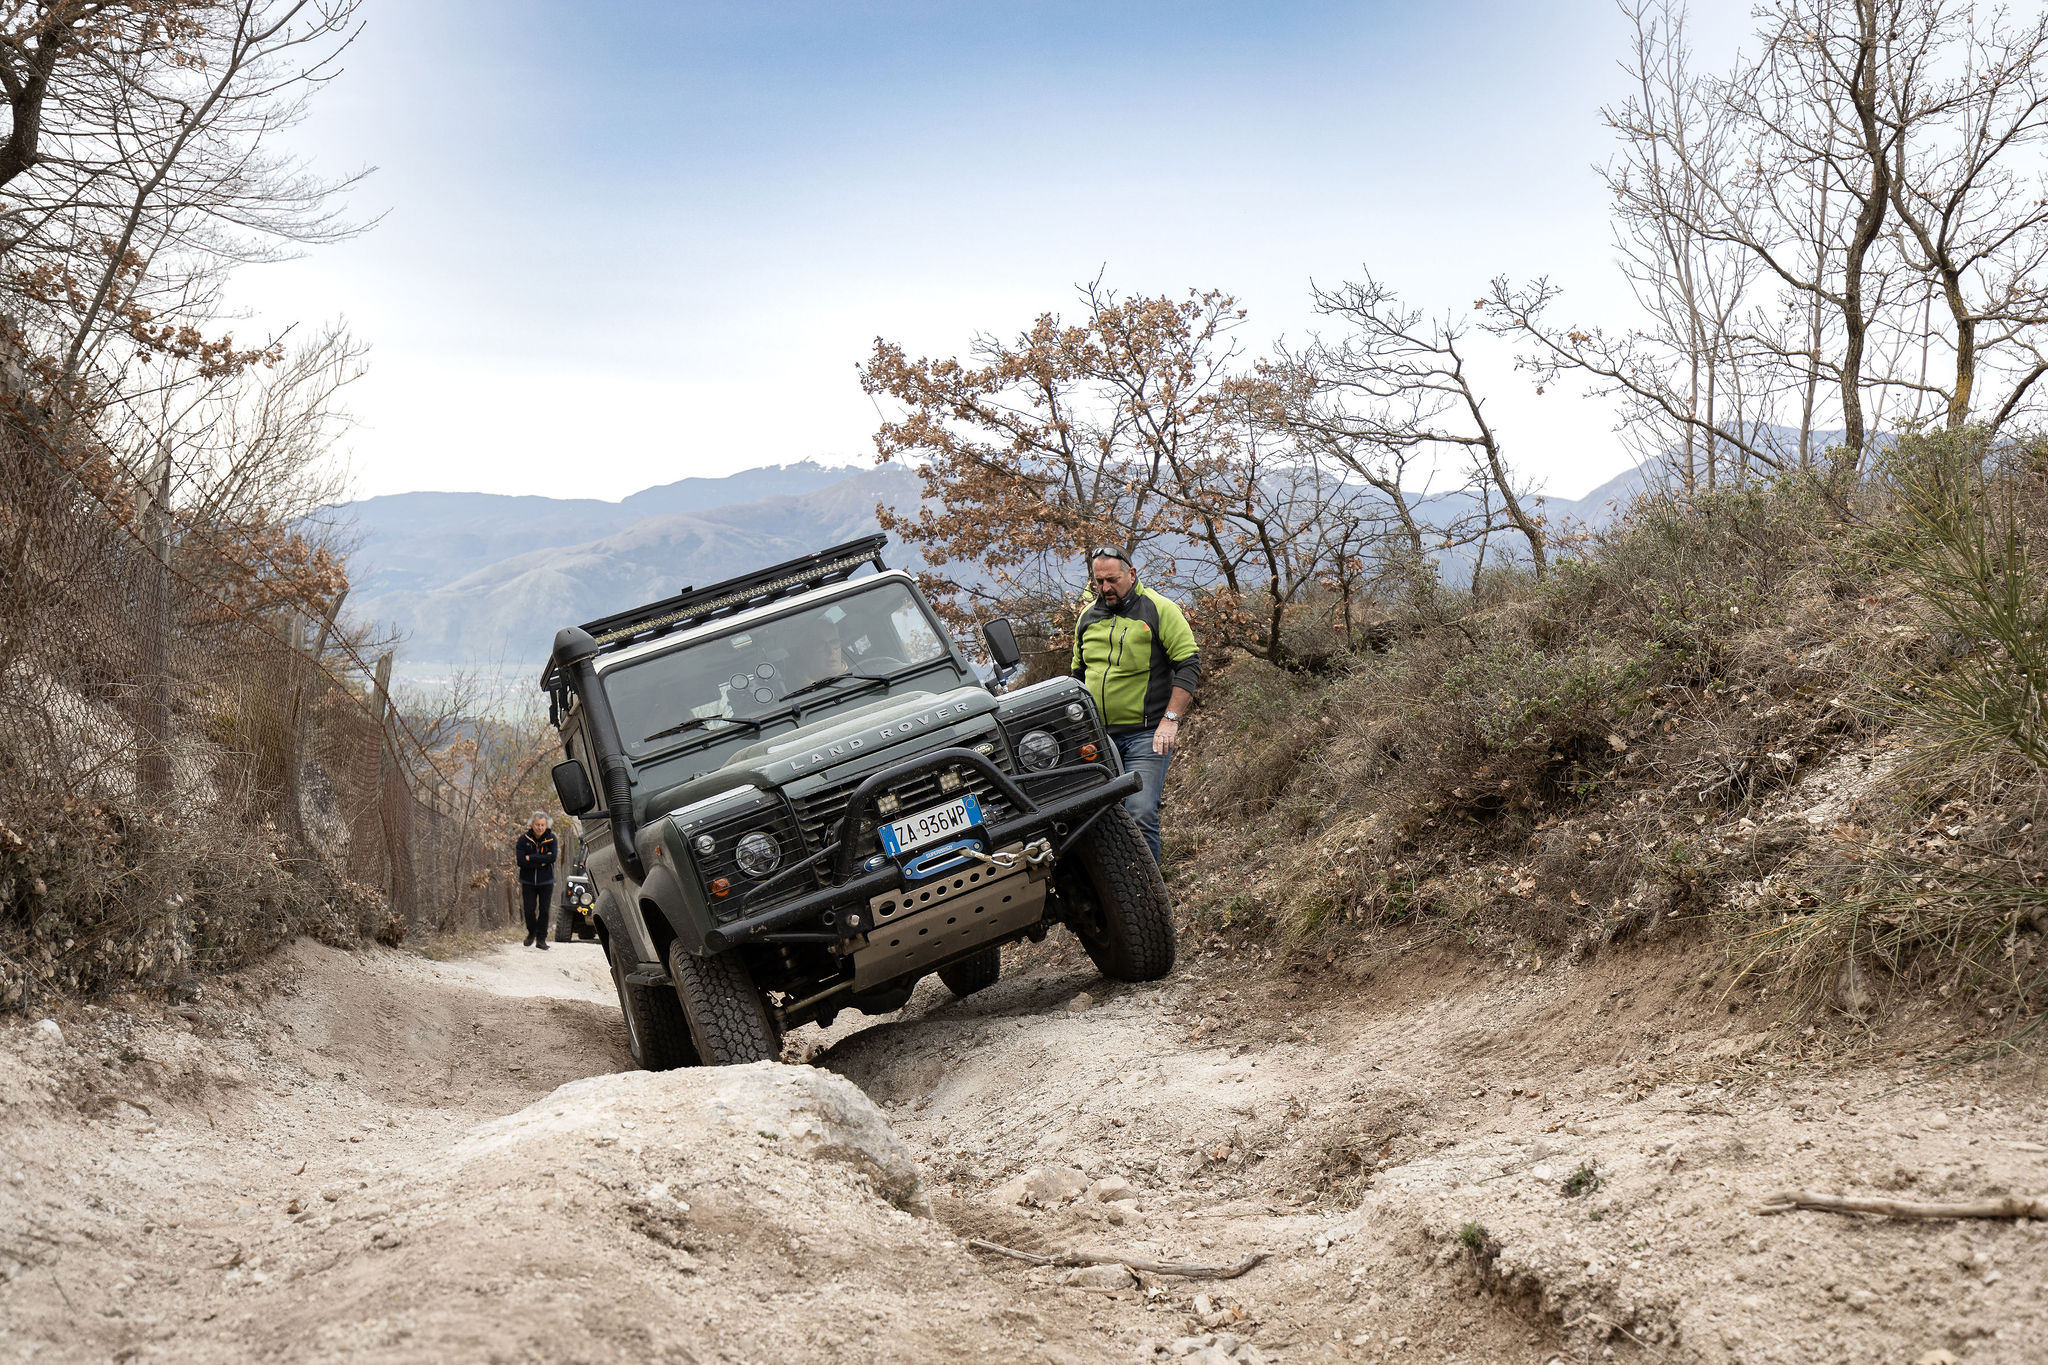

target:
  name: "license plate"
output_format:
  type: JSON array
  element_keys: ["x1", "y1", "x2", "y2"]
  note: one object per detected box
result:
[{"x1": 878, "y1": 793, "x2": 983, "y2": 857}]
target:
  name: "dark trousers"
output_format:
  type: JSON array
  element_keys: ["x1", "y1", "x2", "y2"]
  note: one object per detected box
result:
[{"x1": 521, "y1": 881, "x2": 553, "y2": 941}]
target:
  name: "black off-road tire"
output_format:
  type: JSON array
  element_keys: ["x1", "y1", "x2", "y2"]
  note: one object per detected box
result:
[
  {"x1": 553, "y1": 917, "x2": 573, "y2": 943},
  {"x1": 610, "y1": 942, "x2": 697, "y2": 1071},
  {"x1": 668, "y1": 942, "x2": 780, "y2": 1065},
  {"x1": 937, "y1": 944, "x2": 1001, "y2": 998},
  {"x1": 1064, "y1": 805, "x2": 1176, "y2": 982}
]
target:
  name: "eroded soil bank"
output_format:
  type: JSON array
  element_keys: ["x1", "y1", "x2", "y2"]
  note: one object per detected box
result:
[{"x1": 2, "y1": 930, "x2": 2045, "y2": 1363}]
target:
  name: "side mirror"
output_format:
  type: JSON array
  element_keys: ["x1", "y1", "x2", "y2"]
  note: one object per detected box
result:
[
  {"x1": 551, "y1": 760, "x2": 597, "y2": 816},
  {"x1": 982, "y1": 617, "x2": 1024, "y2": 680}
]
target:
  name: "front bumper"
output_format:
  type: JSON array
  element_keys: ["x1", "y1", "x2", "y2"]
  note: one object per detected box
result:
[{"x1": 700, "y1": 746, "x2": 1137, "y2": 952}]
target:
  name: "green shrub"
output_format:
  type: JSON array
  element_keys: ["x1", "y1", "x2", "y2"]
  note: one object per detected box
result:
[{"x1": 1437, "y1": 640, "x2": 1645, "y2": 756}]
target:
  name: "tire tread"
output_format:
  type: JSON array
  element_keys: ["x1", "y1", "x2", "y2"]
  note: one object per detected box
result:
[
  {"x1": 669, "y1": 944, "x2": 780, "y2": 1065},
  {"x1": 937, "y1": 944, "x2": 1001, "y2": 997},
  {"x1": 611, "y1": 947, "x2": 695, "y2": 1070},
  {"x1": 1071, "y1": 806, "x2": 1176, "y2": 981}
]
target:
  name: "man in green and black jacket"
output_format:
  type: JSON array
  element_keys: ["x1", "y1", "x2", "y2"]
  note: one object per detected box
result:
[{"x1": 1070, "y1": 547, "x2": 1200, "y2": 862}]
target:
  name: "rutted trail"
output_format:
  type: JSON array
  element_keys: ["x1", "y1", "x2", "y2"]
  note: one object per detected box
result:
[{"x1": 3, "y1": 934, "x2": 2047, "y2": 1363}]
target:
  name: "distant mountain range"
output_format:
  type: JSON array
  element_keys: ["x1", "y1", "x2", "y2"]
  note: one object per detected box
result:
[
  {"x1": 327, "y1": 458, "x2": 1657, "y2": 672},
  {"x1": 331, "y1": 462, "x2": 921, "y2": 668}
]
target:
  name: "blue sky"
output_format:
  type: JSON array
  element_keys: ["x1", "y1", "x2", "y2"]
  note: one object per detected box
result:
[{"x1": 235, "y1": 1, "x2": 1758, "y2": 501}]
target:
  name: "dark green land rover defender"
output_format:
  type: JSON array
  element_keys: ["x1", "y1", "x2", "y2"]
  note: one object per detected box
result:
[{"x1": 541, "y1": 536, "x2": 1175, "y2": 1068}]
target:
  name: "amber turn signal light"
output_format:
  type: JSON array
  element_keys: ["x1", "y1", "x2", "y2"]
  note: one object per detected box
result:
[
  {"x1": 710, "y1": 877, "x2": 730, "y2": 898},
  {"x1": 1079, "y1": 743, "x2": 1098, "y2": 762}
]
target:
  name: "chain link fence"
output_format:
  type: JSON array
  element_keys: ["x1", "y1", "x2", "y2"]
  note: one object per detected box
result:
[{"x1": 1, "y1": 426, "x2": 525, "y2": 1010}]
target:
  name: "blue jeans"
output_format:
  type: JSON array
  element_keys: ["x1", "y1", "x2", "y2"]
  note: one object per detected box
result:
[{"x1": 1113, "y1": 728, "x2": 1171, "y2": 862}]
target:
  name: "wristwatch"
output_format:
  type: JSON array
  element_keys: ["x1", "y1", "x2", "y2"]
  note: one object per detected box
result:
[{"x1": 1162, "y1": 709, "x2": 1182, "y2": 723}]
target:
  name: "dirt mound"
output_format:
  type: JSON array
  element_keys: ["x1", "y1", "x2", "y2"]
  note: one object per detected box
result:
[
  {"x1": 0, "y1": 940, "x2": 1121, "y2": 1364},
  {"x1": 6, "y1": 925, "x2": 2048, "y2": 1363},
  {"x1": 815, "y1": 932, "x2": 2048, "y2": 1363},
  {"x1": 157, "y1": 1063, "x2": 1059, "y2": 1364}
]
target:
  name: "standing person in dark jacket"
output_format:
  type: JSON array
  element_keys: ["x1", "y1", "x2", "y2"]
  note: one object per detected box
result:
[
  {"x1": 1070, "y1": 547, "x2": 1200, "y2": 863},
  {"x1": 515, "y1": 811, "x2": 558, "y2": 949}
]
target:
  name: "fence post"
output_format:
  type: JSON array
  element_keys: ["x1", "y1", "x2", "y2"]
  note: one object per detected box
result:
[
  {"x1": 281, "y1": 586, "x2": 347, "y2": 849},
  {"x1": 368, "y1": 652, "x2": 419, "y2": 923},
  {"x1": 135, "y1": 447, "x2": 173, "y2": 799}
]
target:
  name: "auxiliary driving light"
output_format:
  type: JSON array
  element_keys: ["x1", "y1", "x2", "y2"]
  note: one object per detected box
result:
[
  {"x1": 1016, "y1": 729, "x2": 1060, "y2": 771},
  {"x1": 876, "y1": 792, "x2": 902, "y2": 817},
  {"x1": 938, "y1": 769, "x2": 962, "y2": 794},
  {"x1": 734, "y1": 830, "x2": 781, "y2": 877}
]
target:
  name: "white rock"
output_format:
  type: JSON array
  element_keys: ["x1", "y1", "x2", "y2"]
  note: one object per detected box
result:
[
  {"x1": 1068, "y1": 991, "x2": 1095, "y2": 1013},
  {"x1": 1087, "y1": 1174, "x2": 1138, "y2": 1203},
  {"x1": 990, "y1": 1163, "x2": 1089, "y2": 1208},
  {"x1": 31, "y1": 1018, "x2": 61, "y2": 1044},
  {"x1": 703, "y1": 1064, "x2": 928, "y2": 1214},
  {"x1": 466, "y1": 1063, "x2": 929, "y2": 1215},
  {"x1": 1057, "y1": 1262, "x2": 1136, "y2": 1290},
  {"x1": 1927, "y1": 1112, "x2": 1953, "y2": 1131}
]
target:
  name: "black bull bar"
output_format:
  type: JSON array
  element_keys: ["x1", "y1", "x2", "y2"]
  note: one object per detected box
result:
[{"x1": 699, "y1": 746, "x2": 1139, "y2": 953}]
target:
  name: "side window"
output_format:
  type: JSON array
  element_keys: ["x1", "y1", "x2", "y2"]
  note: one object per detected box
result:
[{"x1": 890, "y1": 600, "x2": 943, "y2": 661}]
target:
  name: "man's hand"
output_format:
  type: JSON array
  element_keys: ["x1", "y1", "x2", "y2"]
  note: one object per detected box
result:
[{"x1": 1153, "y1": 718, "x2": 1179, "y2": 755}]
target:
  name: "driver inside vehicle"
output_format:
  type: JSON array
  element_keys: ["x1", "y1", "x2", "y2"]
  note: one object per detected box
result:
[{"x1": 782, "y1": 619, "x2": 846, "y2": 691}]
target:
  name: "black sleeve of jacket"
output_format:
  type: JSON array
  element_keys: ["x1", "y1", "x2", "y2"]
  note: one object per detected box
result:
[{"x1": 1169, "y1": 650, "x2": 1200, "y2": 697}]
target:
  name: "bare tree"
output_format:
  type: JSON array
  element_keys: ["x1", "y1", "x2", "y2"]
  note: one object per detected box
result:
[
  {"x1": 0, "y1": 1, "x2": 367, "y2": 434},
  {"x1": 1492, "y1": 0, "x2": 2048, "y2": 483},
  {"x1": 1605, "y1": 0, "x2": 1774, "y2": 491},
  {"x1": 1281, "y1": 273, "x2": 1548, "y2": 579},
  {"x1": 1881, "y1": 7, "x2": 2048, "y2": 433}
]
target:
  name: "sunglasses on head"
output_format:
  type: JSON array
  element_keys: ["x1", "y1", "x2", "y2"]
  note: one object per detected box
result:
[{"x1": 1088, "y1": 547, "x2": 1133, "y2": 568}]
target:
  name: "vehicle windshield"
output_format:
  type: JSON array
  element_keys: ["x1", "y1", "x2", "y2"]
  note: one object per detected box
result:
[{"x1": 602, "y1": 580, "x2": 952, "y2": 761}]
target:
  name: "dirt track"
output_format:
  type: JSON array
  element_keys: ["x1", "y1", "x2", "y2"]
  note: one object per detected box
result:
[{"x1": 3, "y1": 930, "x2": 2047, "y2": 1363}]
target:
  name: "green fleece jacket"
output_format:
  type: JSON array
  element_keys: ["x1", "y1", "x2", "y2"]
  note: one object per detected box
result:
[{"x1": 1069, "y1": 581, "x2": 1201, "y2": 731}]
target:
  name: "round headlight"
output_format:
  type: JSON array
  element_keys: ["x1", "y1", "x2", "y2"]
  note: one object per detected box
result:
[
  {"x1": 1016, "y1": 729, "x2": 1060, "y2": 771},
  {"x1": 692, "y1": 833, "x2": 716, "y2": 857},
  {"x1": 734, "y1": 829, "x2": 781, "y2": 877},
  {"x1": 1065, "y1": 701, "x2": 1086, "y2": 723}
]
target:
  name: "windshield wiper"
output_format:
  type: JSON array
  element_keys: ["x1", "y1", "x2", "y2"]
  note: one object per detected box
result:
[
  {"x1": 775, "y1": 669, "x2": 894, "y2": 717},
  {"x1": 641, "y1": 714, "x2": 767, "y2": 745},
  {"x1": 777, "y1": 669, "x2": 870, "y2": 703}
]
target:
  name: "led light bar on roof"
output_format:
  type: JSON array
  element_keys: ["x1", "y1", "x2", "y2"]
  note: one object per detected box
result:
[
  {"x1": 539, "y1": 534, "x2": 889, "y2": 698},
  {"x1": 591, "y1": 547, "x2": 884, "y2": 646}
]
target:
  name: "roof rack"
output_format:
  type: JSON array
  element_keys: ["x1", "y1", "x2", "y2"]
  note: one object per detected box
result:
[{"x1": 540, "y1": 534, "x2": 889, "y2": 694}]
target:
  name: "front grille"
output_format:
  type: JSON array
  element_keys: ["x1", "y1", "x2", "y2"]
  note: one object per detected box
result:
[
  {"x1": 793, "y1": 760, "x2": 1015, "y2": 857},
  {"x1": 681, "y1": 802, "x2": 811, "y2": 921}
]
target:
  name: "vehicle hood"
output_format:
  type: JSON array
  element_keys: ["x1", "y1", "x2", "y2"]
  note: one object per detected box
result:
[{"x1": 720, "y1": 685, "x2": 998, "y2": 785}]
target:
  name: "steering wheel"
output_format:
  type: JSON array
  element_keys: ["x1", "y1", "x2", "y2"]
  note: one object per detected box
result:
[{"x1": 852, "y1": 654, "x2": 907, "y2": 674}]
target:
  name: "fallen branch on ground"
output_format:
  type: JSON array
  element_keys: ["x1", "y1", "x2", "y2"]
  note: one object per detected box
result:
[
  {"x1": 966, "y1": 1238, "x2": 1267, "y2": 1279},
  {"x1": 1758, "y1": 1190, "x2": 2048, "y2": 1220}
]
